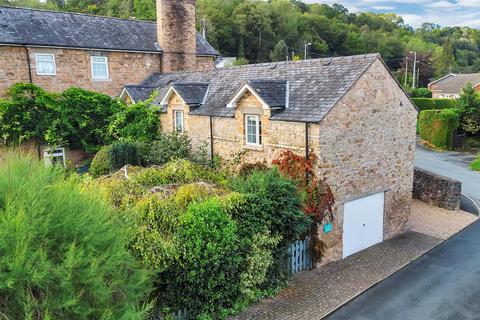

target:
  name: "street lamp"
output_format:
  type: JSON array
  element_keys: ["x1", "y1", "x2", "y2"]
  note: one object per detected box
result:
[
  {"x1": 409, "y1": 51, "x2": 417, "y2": 89},
  {"x1": 304, "y1": 42, "x2": 312, "y2": 60}
]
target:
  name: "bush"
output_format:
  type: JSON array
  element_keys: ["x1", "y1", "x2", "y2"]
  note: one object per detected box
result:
[
  {"x1": 412, "y1": 98, "x2": 459, "y2": 111},
  {"x1": 419, "y1": 109, "x2": 461, "y2": 149},
  {"x1": 132, "y1": 159, "x2": 224, "y2": 188},
  {"x1": 0, "y1": 83, "x2": 57, "y2": 145},
  {"x1": 239, "y1": 161, "x2": 269, "y2": 176},
  {"x1": 109, "y1": 140, "x2": 142, "y2": 170},
  {"x1": 108, "y1": 100, "x2": 161, "y2": 142},
  {"x1": 161, "y1": 198, "x2": 243, "y2": 318},
  {"x1": 0, "y1": 153, "x2": 151, "y2": 319},
  {"x1": 411, "y1": 88, "x2": 432, "y2": 98},
  {"x1": 144, "y1": 133, "x2": 192, "y2": 166},
  {"x1": 89, "y1": 145, "x2": 113, "y2": 178}
]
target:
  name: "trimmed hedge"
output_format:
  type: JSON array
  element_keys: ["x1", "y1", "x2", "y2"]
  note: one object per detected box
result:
[
  {"x1": 418, "y1": 109, "x2": 461, "y2": 149},
  {"x1": 412, "y1": 98, "x2": 459, "y2": 111}
]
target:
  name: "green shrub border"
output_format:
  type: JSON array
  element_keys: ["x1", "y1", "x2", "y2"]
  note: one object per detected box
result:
[
  {"x1": 418, "y1": 109, "x2": 461, "y2": 149},
  {"x1": 412, "y1": 98, "x2": 459, "y2": 111}
]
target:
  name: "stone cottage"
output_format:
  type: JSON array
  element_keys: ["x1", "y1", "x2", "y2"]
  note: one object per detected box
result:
[
  {"x1": 0, "y1": 1, "x2": 218, "y2": 98},
  {"x1": 125, "y1": 53, "x2": 418, "y2": 263}
]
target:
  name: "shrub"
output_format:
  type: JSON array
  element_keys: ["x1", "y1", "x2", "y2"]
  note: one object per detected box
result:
[
  {"x1": 161, "y1": 198, "x2": 243, "y2": 318},
  {"x1": 127, "y1": 196, "x2": 180, "y2": 272},
  {"x1": 132, "y1": 159, "x2": 224, "y2": 188},
  {"x1": 52, "y1": 87, "x2": 122, "y2": 152},
  {"x1": 411, "y1": 88, "x2": 432, "y2": 98},
  {"x1": 419, "y1": 109, "x2": 461, "y2": 149},
  {"x1": 89, "y1": 145, "x2": 113, "y2": 178},
  {"x1": 412, "y1": 98, "x2": 459, "y2": 111},
  {"x1": 109, "y1": 140, "x2": 142, "y2": 170},
  {"x1": 0, "y1": 153, "x2": 152, "y2": 319},
  {"x1": 229, "y1": 169, "x2": 311, "y2": 291},
  {"x1": 145, "y1": 133, "x2": 192, "y2": 166},
  {"x1": 239, "y1": 161, "x2": 269, "y2": 176},
  {"x1": 108, "y1": 100, "x2": 161, "y2": 142},
  {"x1": 0, "y1": 83, "x2": 57, "y2": 145}
]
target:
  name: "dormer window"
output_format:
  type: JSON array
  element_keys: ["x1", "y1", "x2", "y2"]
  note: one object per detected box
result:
[
  {"x1": 174, "y1": 110, "x2": 184, "y2": 133},
  {"x1": 245, "y1": 114, "x2": 261, "y2": 146}
]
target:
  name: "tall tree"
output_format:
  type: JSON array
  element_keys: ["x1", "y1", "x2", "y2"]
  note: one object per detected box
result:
[{"x1": 270, "y1": 40, "x2": 288, "y2": 62}]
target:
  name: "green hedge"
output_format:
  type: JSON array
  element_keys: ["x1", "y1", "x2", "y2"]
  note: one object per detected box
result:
[
  {"x1": 412, "y1": 98, "x2": 459, "y2": 111},
  {"x1": 418, "y1": 109, "x2": 461, "y2": 149}
]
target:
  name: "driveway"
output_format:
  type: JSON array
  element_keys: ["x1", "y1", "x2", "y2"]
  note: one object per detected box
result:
[
  {"x1": 415, "y1": 144, "x2": 480, "y2": 202},
  {"x1": 326, "y1": 220, "x2": 480, "y2": 320}
]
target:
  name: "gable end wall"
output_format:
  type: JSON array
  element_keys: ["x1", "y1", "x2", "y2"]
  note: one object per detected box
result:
[{"x1": 316, "y1": 58, "x2": 418, "y2": 263}]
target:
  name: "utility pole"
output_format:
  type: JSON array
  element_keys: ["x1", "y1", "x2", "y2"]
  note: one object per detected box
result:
[
  {"x1": 404, "y1": 56, "x2": 408, "y2": 87},
  {"x1": 410, "y1": 51, "x2": 417, "y2": 89},
  {"x1": 202, "y1": 17, "x2": 207, "y2": 39},
  {"x1": 304, "y1": 42, "x2": 312, "y2": 60}
]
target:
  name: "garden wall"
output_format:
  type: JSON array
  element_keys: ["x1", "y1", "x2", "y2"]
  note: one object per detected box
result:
[{"x1": 413, "y1": 167, "x2": 461, "y2": 210}]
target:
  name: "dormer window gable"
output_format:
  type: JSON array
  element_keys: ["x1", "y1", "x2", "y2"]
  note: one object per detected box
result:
[
  {"x1": 160, "y1": 82, "x2": 210, "y2": 107},
  {"x1": 226, "y1": 80, "x2": 289, "y2": 110}
]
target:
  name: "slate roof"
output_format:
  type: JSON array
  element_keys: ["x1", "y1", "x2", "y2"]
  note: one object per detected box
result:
[
  {"x1": 429, "y1": 73, "x2": 480, "y2": 94},
  {"x1": 122, "y1": 85, "x2": 157, "y2": 102},
  {"x1": 0, "y1": 6, "x2": 218, "y2": 56},
  {"x1": 129, "y1": 54, "x2": 379, "y2": 123},
  {"x1": 171, "y1": 83, "x2": 210, "y2": 106},
  {"x1": 246, "y1": 80, "x2": 287, "y2": 109}
]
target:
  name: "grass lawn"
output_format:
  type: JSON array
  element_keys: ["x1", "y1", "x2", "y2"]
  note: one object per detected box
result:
[{"x1": 470, "y1": 155, "x2": 480, "y2": 171}]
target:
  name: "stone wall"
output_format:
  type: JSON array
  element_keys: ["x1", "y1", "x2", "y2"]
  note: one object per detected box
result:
[
  {"x1": 413, "y1": 167, "x2": 461, "y2": 210},
  {"x1": 315, "y1": 59, "x2": 418, "y2": 263},
  {"x1": 0, "y1": 46, "x2": 162, "y2": 97},
  {"x1": 0, "y1": 46, "x2": 215, "y2": 98},
  {"x1": 159, "y1": 90, "x2": 320, "y2": 168}
]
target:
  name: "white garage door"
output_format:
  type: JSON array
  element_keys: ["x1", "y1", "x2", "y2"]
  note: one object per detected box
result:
[{"x1": 343, "y1": 192, "x2": 385, "y2": 258}]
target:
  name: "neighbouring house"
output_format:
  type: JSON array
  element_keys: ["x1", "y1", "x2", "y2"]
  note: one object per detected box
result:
[
  {"x1": 124, "y1": 51, "x2": 418, "y2": 263},
  {"x1": 0, "y1": 3, "x2": 218, "y2": 98},
  {"x1": 428, "y1": 73, "x2": 480, "y2": 99}
]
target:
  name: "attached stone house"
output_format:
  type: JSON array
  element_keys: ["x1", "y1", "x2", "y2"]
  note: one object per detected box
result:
[
  {"x1": 0, "y1": 3, "x2": 218, "y2": 98},
  {"x1": 428, "y1": 73, "x2": 480, "y2": 99},
  {"x1": 125, "y1": 53, "x2": 418, "y2": 263}
]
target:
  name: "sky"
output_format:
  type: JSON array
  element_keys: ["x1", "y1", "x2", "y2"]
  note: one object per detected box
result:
[{"x1": 305, "y1": 0, "x2": 480, "y2": 29}]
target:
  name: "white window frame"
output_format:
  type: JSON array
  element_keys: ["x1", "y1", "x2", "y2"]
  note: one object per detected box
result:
[
  {"x1": 35, "y1": 53, "x2": 56, "y2": 76},
  {"x1": 174, "y1": 110, "x2": 184, "y2": 133},
  {"x1": 44, "y1": 148, "x2": 66, "y2": 167},
  {"x1": 245, "y1": 114, "x2": 261, "y2": 146},
  {"x1": 90, "y1": 56, "x2": 109, "y2": 80}
]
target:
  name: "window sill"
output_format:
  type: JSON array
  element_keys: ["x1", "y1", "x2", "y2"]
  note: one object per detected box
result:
[
  {"x1": 243, "y1": 144, "x2": 263, "y2": 151},
  {"x1": 92, "y1": 78, "x2": 111, "y2": 82},
  {"x1": 37, "y1": 74, "x2": 56, "y2": 76}
]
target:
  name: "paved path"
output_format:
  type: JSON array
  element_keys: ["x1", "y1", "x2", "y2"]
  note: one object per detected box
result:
[
  {"x1": 326, "y1": 220, "x2": 480, "y2": 320},
  {"x1": 415, "y1": 144, "x2": 480, "y2": 201},
  {"x1": 231, "y1": 232, "x2": 441, "y2": 320}
]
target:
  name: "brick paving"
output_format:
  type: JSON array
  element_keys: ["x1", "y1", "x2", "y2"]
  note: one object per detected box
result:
[
  {"x1": 231, "y1": 202, "x2": 478, "y2": 320},
  {"x1": 409, "y1": 200, "x2": 478, "y2": 240},
  {"x1": 231, "y1": 232, "x2": 441, "y2": 320}
]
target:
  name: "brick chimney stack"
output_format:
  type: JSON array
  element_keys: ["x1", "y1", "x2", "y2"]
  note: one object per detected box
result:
[{"x1": 157, "y1": 0, "x2": 197, "y2": 72}]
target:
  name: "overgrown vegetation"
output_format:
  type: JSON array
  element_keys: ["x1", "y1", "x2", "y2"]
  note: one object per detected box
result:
[
  {"x1": 418, "y1": 109, "x2": 461, "y2": 149},
  {"x1": 84, "y1": 153, "x2": 316, "y2": 319},
  {"x1": 0, "y1": 83, "x2": 160, "y2": 152},
  {"x1": 0, "y1": 153, "x2": 152, "y2": 319}
]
